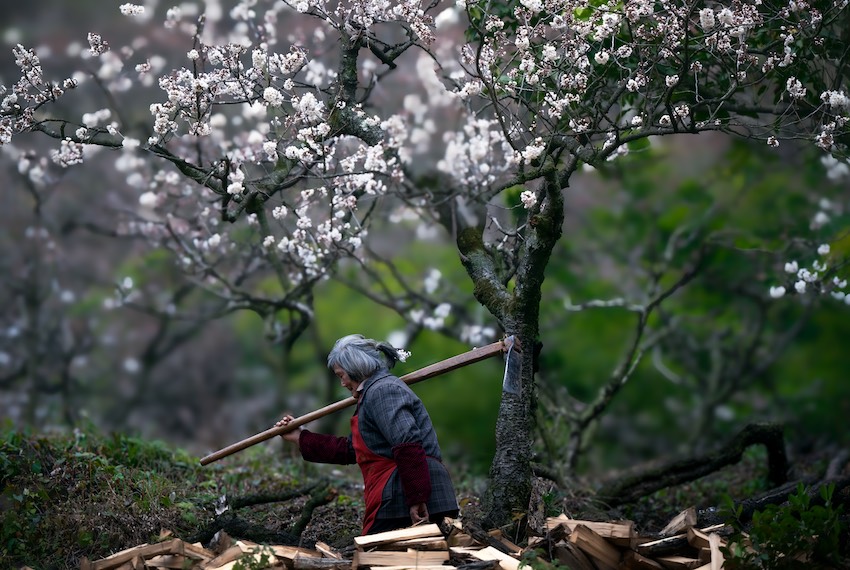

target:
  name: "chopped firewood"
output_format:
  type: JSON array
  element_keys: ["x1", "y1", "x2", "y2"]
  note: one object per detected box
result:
[
  {"x1": 113, "y1": 556, "x2": 143, "y2": 570},
  {"x1": 212, "y1": 550, "x2": 282, "y2": 570},
  {"x1": 450, "y1": 546, "x2": 485, "y2": 558},
  {"x1": 353, "y1": 549, "x2": 450, "y2": 567},
  {"x1": 659, "y1": 508, "x2": 697, "y2": 537},
  {"x1": 293, "y1": 557, "x2": 354, "y2": 570},
  {"x1": 90, "y1": 540, "x2": 183, "y2": 570},
  {"x1": 381, "y1": 537, "x2": 449, "y2": 551},
  {"x1": 655, "y1": 555, "x2": 704, "y2": 570},
  {"x1": 454, "y1": 560, "x2": 499, "y2": 570},
  {"x1": 552, "y1": 541, "x2": 596, "y2": 570},
  {"x1": 314, "y1": 541, "x2": 342, "y2": 559},
  {"x1": 353, "y1": 524, "x2": 443, "y2": 549},
  {"x1": 623, "y1": 550, "x2": 666, "y2": 570},
  {"x1": 449, "y1": 532, "x2": 477, "y2": 547},
  {"x1": 80, "y1": 511, "x2": 741, "y2": 570},
  {"x1": 268, "y1": 545, "x2": 324, "y2": 560},
  {"x1": 172, "y1": 540, "x2": 215, "y2": 562},
  {"x1": 372, "y1": 567, "x2": 451, "y2": 570},
  {"x1": 145, "y1": 554, "x2": 189, "y2": 569},
  {"x1": 636, "y1": 534, "x2": 689, "y2": 558},
  {"x1": 708, "y1": 533, "x2": 723, "y2": 570},
  {"x1": 199, "y1": 545, "x2": 246, "y2": 569},
  {"x1": 686, "y1": 528, "x2": 712, "y2": 550},
  {"x1": 486, "y1": 530, "x2": 522, "y2": 554},
  {"x1": 568, "y1": 525, "x2": 622, "y2": 570},
  {"x1": 546, "y1": 515, "x2": 635, "y2": 548},
  {"x1": 465, "y1": 545, "x2": 521, "y2": 570}
]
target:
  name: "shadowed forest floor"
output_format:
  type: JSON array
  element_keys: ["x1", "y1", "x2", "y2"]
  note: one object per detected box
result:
[{"x1": 1, "y1": 428, "x2": 848, "y2": 569}]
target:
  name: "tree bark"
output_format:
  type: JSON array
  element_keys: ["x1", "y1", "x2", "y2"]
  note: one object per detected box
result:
[{"x1": 466, "y1": 174, "x2": 565, "y2": 530}]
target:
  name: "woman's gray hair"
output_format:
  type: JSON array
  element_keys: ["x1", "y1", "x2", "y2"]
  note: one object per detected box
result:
[{"x1": 327, "y1": 334, "x2": 400, "y2": 382}]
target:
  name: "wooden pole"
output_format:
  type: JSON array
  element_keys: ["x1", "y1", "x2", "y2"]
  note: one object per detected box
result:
[{"x1": 199, "y1": 338, "x2": 508, "y2": 465}]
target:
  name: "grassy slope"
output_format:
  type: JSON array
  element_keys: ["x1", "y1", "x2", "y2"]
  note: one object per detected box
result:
[
  {"x1": 0, "y1": 426, "x2": 365, "y2": 569},
  {"x1": 3, "y1": 427, "x2": 847, "y2": 569}
]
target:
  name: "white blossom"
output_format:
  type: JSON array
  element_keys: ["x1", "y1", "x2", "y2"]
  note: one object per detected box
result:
[
  {"x1": 520, "y1": 190, "x2": 537, "y2": 209},
  {"x1": 519, "y1": 0, "x2": 542, "y2": 12},
  {"x1": 263, "y1": 87, "x2": 284, "y2": 107},
  {"x1": 769, "y1": 286, "x2": 786, "y2": 299},
  {"x1": 784, "y1": 261, "x2": 798, "y2": 274},
  {"x1": 699, "y1": 8, "x2": 716, "y2": 30},
  {"x1": 794, "y1": 280, "x2": 807, "y2": 294},
  {"x1": 119, "y1": 4, "x2": 145, "y2": 16},
  {"x1": 818, "y1": 243, "x2": 830, "y2": 255},
  {"x1": 786, "y1": 77, "x2": 806, "y2": 99},
  {"x1": 123, "y1": 357, "x2": 140, "y2": 373},
  {"x1": 424, "y1": 269, "x2": 441, "y2": 294}
]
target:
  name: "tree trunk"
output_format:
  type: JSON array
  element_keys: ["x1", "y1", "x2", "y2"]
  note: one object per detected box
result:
[
  {"x1": 460, "y1": 174, "x2": 565, "y2": 529},
  {"x1": 479, "y1": 347, "x2": 535, "y2": 530}
]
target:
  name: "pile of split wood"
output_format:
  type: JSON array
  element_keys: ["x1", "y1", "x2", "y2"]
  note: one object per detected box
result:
[{"x1": 80, "y1": 507, "x2": 732, "y2": 570}]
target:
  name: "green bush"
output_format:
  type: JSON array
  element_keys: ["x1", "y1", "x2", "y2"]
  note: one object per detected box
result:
[
  {"x1": 721, "y1": 483, "x2": 846, "y2": 569},
  {"x1": 0, "y1": 426, "x2": 211, "y2": 569}
]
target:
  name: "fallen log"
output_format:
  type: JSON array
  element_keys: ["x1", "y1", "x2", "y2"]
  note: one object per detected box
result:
[{"x1": 595, "y1": 422, "x2": 789, "y2": 507}]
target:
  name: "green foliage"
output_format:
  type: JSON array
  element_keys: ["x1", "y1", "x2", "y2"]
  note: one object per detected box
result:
[
  {"x1": 0, "y1": 424, "x2": 217, "y2": 569},
  {"x1": 519, "y1": 549, "x2": 564, "y2": 570},
  {"x1": 233, "y1": 546, "x2": 276, "y2": 570},
  {"x1": 721, "y1": 483, "x2": 846, "y2": 569}
]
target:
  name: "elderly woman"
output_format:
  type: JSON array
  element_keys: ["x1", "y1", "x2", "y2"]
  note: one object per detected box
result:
[{"x1": 277, "y1": 334, "x2": 459, "y2": 535}]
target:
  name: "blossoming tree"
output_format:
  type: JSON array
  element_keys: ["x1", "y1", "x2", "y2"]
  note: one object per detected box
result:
[{"x1": 2, "y1": 0, "x2": 849, "y2": 527}]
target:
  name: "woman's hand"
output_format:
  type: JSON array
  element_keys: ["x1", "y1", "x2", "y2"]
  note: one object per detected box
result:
[
  {"x1": 275, "y1": 414, "x2": 302, "y2": 443},
  {"x1": 409, "y1": 502, "x2": 429, "y2": 525}
]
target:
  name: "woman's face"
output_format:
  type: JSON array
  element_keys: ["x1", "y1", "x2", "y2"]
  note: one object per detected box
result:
[{"x1": 333, "y1": 364, "x2": 361, "y2": 399}]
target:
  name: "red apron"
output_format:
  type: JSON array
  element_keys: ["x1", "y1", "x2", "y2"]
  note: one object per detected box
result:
[{"x1": 351, "y1": 414, "x2": 397, "y2": 534}]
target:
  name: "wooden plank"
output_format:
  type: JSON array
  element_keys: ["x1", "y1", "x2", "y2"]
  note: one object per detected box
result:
[
  {"x1": 199, "y1": 545, "x2": 245, "y2": 569},
  {"x1": 314, "y1": 541, "x2": 342, "y2": 559},
  {"x1": 145, "y1": 554, "x2": 189, "y2": 569},
  {"x1": 623, "y1": 550, "x2": 665, "y2": 570},
  {"x1": 568, "y1": 525, "x2": 621, "y2": 570},
  {"x1": 293, "y1": 558, "x2": 353, "y2": 570},
  {"x1": 381, "y1": 538, "x2": 448, "y2": 551},
  {"x1": 708, "y1": 533, "x2": 723, "y2": 570},
  {"x1": 660, "y1": 508, "x2": 697, "y2": 537},
  {"x1": 171, "y1": 540, "x2": 215, "y2": 561},
  {"x1": 686, "y1": 527, "x2": 712, "y2": 550},
  {"x1": 656, "y1": 555, "x2": 704, "y2": 570},
  {"x1": 636, "y1": 534, "x2": 688, "y2": 558},
  {"x1": 466, "y1": 546, "x2": 521, "y2": 570},
  {"x1": 91, "y1": 540, "x2": 180, "y2": 570},
  {"x1": 547, "y1": 517, "x2": 635, "y2": 548},
  {"x1": 210, "y1": 551, "x2": 272, "y2": 570},
  {"x1": 269, "y1": 545, "x2": 324, "y2": 560},
  {"x1": 353, "y1": 550, "x2": 449, "y2": 567},
  {"x1": 354, "y1": 524, "x2": 443, "y2": 549}
]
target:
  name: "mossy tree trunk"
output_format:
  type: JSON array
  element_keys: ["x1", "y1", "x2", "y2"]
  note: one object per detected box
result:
[{"x1": 457, "y1": 172, "x2": 565, "y2": 529}]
